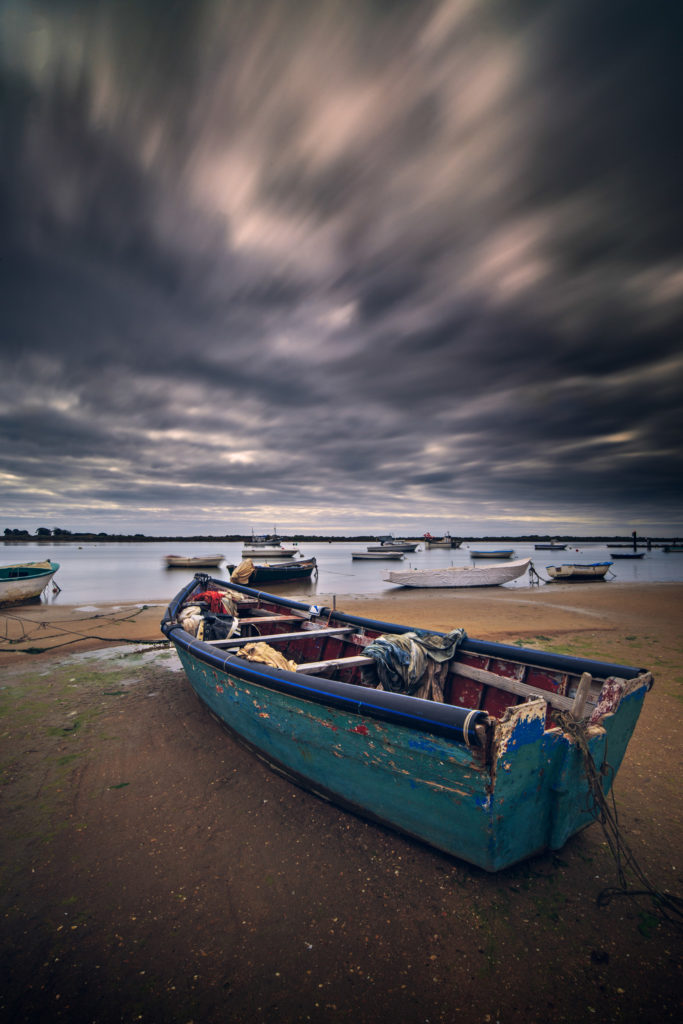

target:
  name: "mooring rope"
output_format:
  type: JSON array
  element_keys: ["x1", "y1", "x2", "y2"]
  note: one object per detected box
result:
[
  {"x1": 0, "y1": 607, "x2": 167, "y2": 655},
  {"x1": 556, "y1": 710, "x2": 683, "y2": 929}
]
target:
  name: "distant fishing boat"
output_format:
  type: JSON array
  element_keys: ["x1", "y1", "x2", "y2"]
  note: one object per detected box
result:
[
  {"x1": 534, "y1": 541, "x2": 567, "y2": 551},
  {"x1": 423, "y1": 532, "x2": 461, "y2": 549},
  {"x1": 470, "y1": 549, "x2": 515, "y2": 559},
  {"x1": 227, "y1": 557, "x2": 318, "y2": 585},
  {"x1": 162, "y1": 574, "x2": 653, "y2": 871},
  {"x1": 241, "y1": 533, "x2": 299, "y2": 558},
  {"x1": 610, "y1": 552, "x2": 645, "y2": 559},
  {"x1": 0, "y1": 560, "x2": 60, "y2": 605},
  {"x1": 546, "y1": 562, "x2": 613, "y2": 582},
  {"x1": 385, "y1": 558, "x2": 531, "y2": 589},
  {"x1": 663, "y1": 544, "x2": 683, "y2": 553},
  {"x1": 165, "y1": 554, "x2": 224, "y2": 568}
]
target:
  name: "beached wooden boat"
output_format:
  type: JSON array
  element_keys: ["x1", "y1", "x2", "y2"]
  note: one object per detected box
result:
[
  {"x1": 227, "y1": 557, "x2": 317, "y2": 585},
  {"x1": 0, "y1": 560, "x2": 60, "y2": 605},
  {"x1": 385, "y1": 557, "x2": 531, "y2": 589},
  {"x1": 165, "y1": 554, "x2": 224, "y2": 568},
  {"x1": 161, "y1": 575, "x2": 652, "y2": 870},
  {"x1": 351, "y1": 550, "x2": 404, "y2": 560},
  {"x1": 546, "y1": 562, "x2": 613, "y2": 581},
  {"x1": 470, "y1": 549, "x2": 515, "y2": 559}
]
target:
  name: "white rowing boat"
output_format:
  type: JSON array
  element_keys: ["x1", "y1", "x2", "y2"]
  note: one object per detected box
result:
[{"x1": 384, "y1": 558, "x2": 531, "y2": 588}]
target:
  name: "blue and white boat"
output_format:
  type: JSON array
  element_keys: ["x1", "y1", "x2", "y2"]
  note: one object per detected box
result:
[
  {"x1": 161, "y1": 574, "x2": 652, "y2": 871},
  {"x1": 0, "y1": 559, "x2": 60, "y2": 605},
  {"x1": 546, "y1": 562, "x2": 613, "y2": 581}
]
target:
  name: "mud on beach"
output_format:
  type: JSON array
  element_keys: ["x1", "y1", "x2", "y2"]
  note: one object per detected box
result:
[{"x1": 1, "y1": 585, "x2": 681, "y2": 1023}]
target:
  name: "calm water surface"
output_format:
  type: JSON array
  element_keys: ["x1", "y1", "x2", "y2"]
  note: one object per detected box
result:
[{"x1": 3, "y1": 539, "x2": 683, "y2": 608}]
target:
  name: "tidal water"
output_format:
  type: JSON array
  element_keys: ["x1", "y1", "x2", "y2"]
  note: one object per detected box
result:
[{"x1": 3, "y1": 539, "x2": 683, "y2": 608}]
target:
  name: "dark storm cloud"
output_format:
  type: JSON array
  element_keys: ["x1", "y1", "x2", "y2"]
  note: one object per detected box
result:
[{"x1": 1, "y1": 0, "x2": 682, "y2": 534}]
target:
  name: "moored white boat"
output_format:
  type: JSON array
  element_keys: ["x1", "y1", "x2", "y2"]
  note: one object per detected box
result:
[
  {"x1": 352, "y1": 550, "x2": 404, "y2": 560},
  {"x1": 165, "y1": 554, "x2": 224, "y2": 568},
  {"x1": 0, "y1": 560, "x2": 60, "y2": 605},
  {"x1": 367, "y1": 539, "x2": 420, "y2": 552},
  {"x1": 385, "y1": 557, "x2": 530, "y2": 588},
  {"x1": 546, "y1": 562, "x2": 613, "y2": 581}
]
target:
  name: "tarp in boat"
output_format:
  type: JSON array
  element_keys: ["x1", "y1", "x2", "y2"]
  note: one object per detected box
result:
[
  {"x1": 240, "y1": 641, "x2": 298, "y2": 672},
  {"x1": 362, "y1": 628, "x2": 467, "y2": 700},
  {"x1": 230, "y1": 559, "x2": 255, "y2": 584}
]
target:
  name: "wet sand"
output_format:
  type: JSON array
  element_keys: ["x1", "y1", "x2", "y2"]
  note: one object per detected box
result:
[{"x1": 1, "y1": 583, "x2": 681, "y2": 1022}]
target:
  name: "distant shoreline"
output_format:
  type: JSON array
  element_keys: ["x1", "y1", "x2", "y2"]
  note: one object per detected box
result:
[{"x1": 2, "y1": 532, "x2": 678, "y2": 545}]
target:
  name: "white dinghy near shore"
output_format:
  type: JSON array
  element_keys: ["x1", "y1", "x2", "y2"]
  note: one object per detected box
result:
[{"x1": 384, "y1": 557, "x2": 531, "y2": 589}]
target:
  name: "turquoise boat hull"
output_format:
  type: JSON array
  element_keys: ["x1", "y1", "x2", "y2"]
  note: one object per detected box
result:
[{"x1": 163, "y1": 578, "x2": 652, "y2": 871}]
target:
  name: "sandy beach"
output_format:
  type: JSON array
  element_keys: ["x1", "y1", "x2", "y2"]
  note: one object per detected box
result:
[{"x1": 1, "y1": 582, "x2": 681, "y2": 1022}]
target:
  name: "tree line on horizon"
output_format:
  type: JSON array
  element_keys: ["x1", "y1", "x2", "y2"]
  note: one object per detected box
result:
[{"x1": 2, "y1": 527, "x2": 672, "y2": 543}]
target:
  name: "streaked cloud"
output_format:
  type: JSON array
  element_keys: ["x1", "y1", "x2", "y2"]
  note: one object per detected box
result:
[{"x1": 1, "y1": 0, "x2": 681, "y2": 535}]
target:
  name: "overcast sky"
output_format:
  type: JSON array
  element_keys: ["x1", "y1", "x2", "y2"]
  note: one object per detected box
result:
[{"x1": 1, "y1": 0, "x2": 682, "y2": 537}]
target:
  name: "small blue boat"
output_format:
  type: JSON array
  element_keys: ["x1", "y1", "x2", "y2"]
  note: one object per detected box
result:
[
  {"x1": 161, "y1": 575, "x2": 653, "y2": 871},
  {"x1": 470, "y1": 548, "x2": 515, "y2": 559}
]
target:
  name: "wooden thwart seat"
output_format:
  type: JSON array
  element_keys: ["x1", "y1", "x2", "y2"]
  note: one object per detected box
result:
[
  {"x1": 452, "y1": 663, "x2": 598, "y2": 716},
  {"x1": 295, "y1": 655, "x2": 375, "y2": 674},
  {"x1": 206, "y1": 627, "x2": 355, "y2": 648},
  {"x1": 292, "y1": 655, "x2": 598, "y2": 718}
]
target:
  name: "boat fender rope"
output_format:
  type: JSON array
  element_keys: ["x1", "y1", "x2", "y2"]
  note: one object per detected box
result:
[
  {"x1": 462, "y1": 708, "x2": 479, "y2": 748},
  {"x1": 225, "y1": 615, "x2": 240, "y2": 640}
]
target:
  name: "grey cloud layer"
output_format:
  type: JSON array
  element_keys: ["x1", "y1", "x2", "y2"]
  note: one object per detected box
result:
[{"x1": 1, "y1": 0, "x2": 681, "y2": 533}]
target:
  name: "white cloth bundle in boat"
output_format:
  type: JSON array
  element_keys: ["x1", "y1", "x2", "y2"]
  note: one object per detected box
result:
[{"x1": 178, "y1": 605, "x2": 205, "y2": 637}]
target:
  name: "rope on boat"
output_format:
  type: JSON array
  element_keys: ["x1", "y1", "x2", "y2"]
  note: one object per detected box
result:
[{"x1": 556, "y1": 710, "x2": 683, "y2": 930}]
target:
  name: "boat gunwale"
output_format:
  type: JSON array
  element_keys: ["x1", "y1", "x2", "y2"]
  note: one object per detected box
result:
[
  {"x1": 163, "y1": 636, "x2": 489, "y2": 748},
  {"x1": 0, "y1": 559, "x2": 60, "y2": 580},
  {"x1": 164, "y1": 574, "x2": 648, "y2": 675}
]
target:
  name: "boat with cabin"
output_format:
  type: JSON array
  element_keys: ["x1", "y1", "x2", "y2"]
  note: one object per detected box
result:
[
  {"x1": 241, "y1": 533, "x2": 300, "y2": 558},
  {"x1": 367, "y1": 536, "x2": 420, "y2": 553},
  {"x1": 423, "y1": 532, "x2": 461, "y2": 549}
]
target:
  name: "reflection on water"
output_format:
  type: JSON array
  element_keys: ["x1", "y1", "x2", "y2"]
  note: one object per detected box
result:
[{"x1": 2, "y1": 539, "x2": 683, "y2": 608}]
